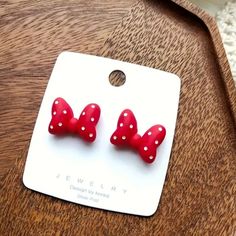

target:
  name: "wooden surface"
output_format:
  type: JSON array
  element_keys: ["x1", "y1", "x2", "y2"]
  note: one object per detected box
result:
[{"x1": 0, "y1": 0, "x2": 236, "y2": 235}]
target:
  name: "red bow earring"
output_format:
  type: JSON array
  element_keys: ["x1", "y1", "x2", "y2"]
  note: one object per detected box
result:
[
  {"x1": 110, "y1": 109, "x2": 166, "y2": 164},
  {"x1": 48, "y1": 97, "x2": 100, "y2": 142}
]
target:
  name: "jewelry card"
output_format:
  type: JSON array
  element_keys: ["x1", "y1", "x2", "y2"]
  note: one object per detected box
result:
[{"x1": 23, "y1": 52, "x2": 181, "y2": 216}]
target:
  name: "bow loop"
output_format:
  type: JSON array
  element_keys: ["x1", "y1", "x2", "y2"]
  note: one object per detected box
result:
[
  {"x1": 110, "y1": 109, "x2": 138, "y2": 146},
  {"x1": 77, "y1": 103, "x2": 101, "y2": 142},
  {"x1": 138, "y1": 125, "x2": 166, "y2": 163},
  {"x1": 49, "y1": 98, "x2": 74, "y2": 135}
]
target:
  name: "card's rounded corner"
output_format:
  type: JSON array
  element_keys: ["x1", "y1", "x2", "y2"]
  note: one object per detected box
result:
[
  {"x1": 57, "y1": 51, "x2": 71, "y2": 61},
  {"x1": 143, "y1": 205, "x2": 159, "y2": 217},
  {"x1": 172, "y1": 74, "x2": 181, "y2": 88},
  {"x1": 177, "y1": 75, "x2": 182, "y2": 89},
  {"x1": 22, "y1": 172, "x2": 32, "y2": 190},
  {"x1": 164, "y1": 72, "x2": 181, "y2": 91}
]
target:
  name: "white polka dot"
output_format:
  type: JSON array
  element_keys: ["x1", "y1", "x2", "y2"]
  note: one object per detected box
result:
[
  {"x1": 124, "y1": 113, "x2": 128, "y2": 117},
  {"x1": 81, "y1": 126, "x2": 85, "y2": 131},
  {"x1": 120, "y1": 123, "x2": 124, "y2": 127},
  {"x1": 63, "y1": 110, "x2": 67, "y2": 114},
  {"x1": 149, "y1": 156, "x2": 154, "y2": 160},
  {"x1": 53, "y1": 111, "x2": 56, "y2": 115},
  {"x1": 148, "y1": 131, "x2": 152, "y2": 136},
  {"x1": 91, "y1": 105, "x2": 95, "y2": 108},
  {"x1": 155, "y1": 140, "x2": 159, "y2": 145},
  {"x1": 82, "y1": 112, "x2": 86, "y2": 116},
  {"x1": 55, "y1": 100, "x2": 59, "y2": 105},
  {"x1": 158, "y1": 127, "x2": 163, "y2": 132},
  {"x1": 50, "y1": 125, "x2": 53, "y2": 129},
  {"x1": 89, "y1": 133, "x2": 93, "y2": 138},
  {"x1": 129, "y1": 124, "x2": 133, "y2": 129},
  {"x1": 122, "y1": 136, "x2": 126, "y2": 140},
  {"x1": 58, "y1": 122, "x2": 63, "y2": 127},
  {"x1": 113, "y1": 136, "x2": 117, "y2": 140},
  {"x1": 144, "y1": 146, "x2": 148, "y2": 151},
  {"x1": 91, "y1": 117, "x2": 95, "y2": 122}
]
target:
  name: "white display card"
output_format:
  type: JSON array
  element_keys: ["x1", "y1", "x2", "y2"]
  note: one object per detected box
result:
[{"x1": 23, "y1": 52, "x2": 181, "y2": 216}]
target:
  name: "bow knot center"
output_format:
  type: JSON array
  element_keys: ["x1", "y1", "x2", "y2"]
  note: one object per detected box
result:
[
  {"x1": 68, "y1": 118, "x2": 79, "y2": 133},
  {"x1": 129, "y1": 134, "x2": 142, "y2": 150}
]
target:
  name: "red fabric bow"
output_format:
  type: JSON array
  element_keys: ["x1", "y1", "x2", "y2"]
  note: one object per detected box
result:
[
  {"x1": 110, "y1": 109, "x2": 166, "y2": 164},
  {"x1": 48, "y1": 97, "x2": 100, "y2": 142}
]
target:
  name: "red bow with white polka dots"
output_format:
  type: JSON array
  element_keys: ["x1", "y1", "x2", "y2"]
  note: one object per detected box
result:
[
  {"x1": 110, "y1": 109, "x2": 166, "y2": 164},
  {"x1": 48, "y1": 97, "x2": 100, "y2": 142}
]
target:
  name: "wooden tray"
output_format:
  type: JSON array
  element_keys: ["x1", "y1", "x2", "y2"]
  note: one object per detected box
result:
[{"x1": 0, "y1": 0, "x2": 235, "y2": 234}]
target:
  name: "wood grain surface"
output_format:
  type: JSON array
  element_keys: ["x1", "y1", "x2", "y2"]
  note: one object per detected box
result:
[{"x1": 0, "y1": 0, "x2": 236, "y2": 235}]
